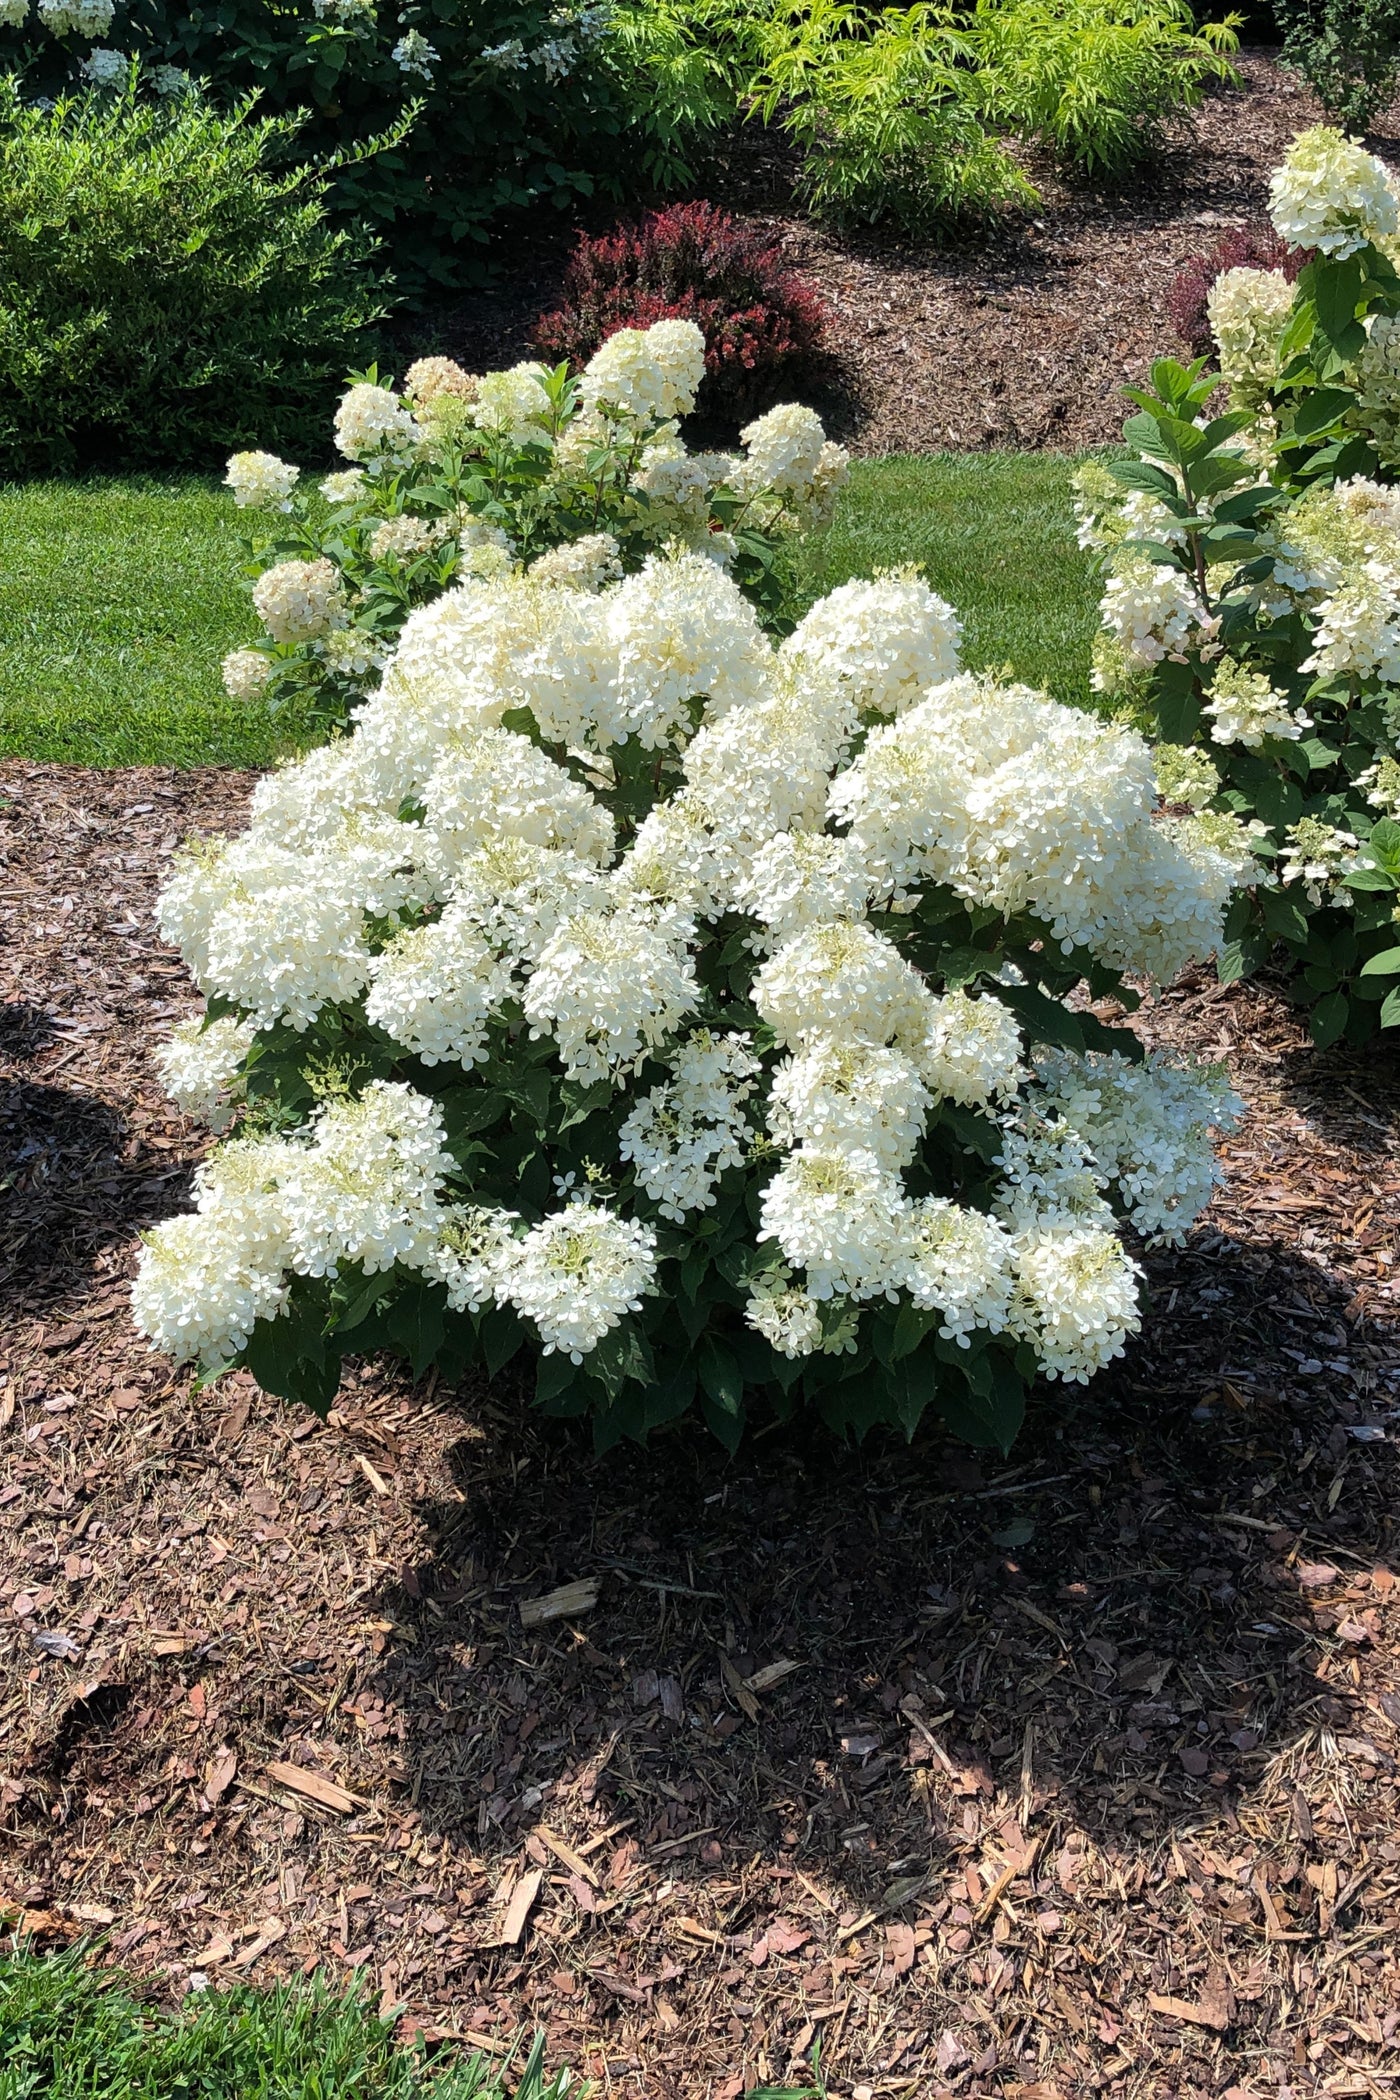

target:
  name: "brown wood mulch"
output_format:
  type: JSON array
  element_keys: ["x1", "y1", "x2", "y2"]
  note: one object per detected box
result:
[
  {"x1": 4, "y1": 757, "x2": 1400, "y2": 2099},
  {"x1": 423, "y1": 52, "x2": 1399, "y2": 458}
]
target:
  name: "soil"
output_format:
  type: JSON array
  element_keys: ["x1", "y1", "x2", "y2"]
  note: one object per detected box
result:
[
  {"x1": 5, "y1": 759, "x2": 1400, "y2": 2098},
  {"x1": 410, "y1": 51, "x2": 1400, "y2": 457}
]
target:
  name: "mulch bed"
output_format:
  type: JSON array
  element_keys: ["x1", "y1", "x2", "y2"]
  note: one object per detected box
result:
[
  {"x1": 421, "y1": 52, "x2": 1399, "y2": 457},
  {"x1": 4, "y1": 759, "x2": 1400, "y2": 2099}
]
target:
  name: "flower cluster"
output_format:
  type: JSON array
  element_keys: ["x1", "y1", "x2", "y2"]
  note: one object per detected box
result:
[
  {"x1": 224, "y1": 325, "x2": 850, "y2": 732},
  {"x1": 1267, "y1": 126, "x2": 1398, "y2": 261},
  {"x1": 139, "y1": 552, "x2": 1244, "y2": 1444}
]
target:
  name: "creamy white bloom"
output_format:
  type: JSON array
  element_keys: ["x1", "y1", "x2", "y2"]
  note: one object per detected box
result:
[
  {"x1": 334, "y1": 380, "x2": 417, "y2": 461},
  {"x1": 1280, "y1": 815, "x2": 1360, "y2": 903},
  {"x1": 392, "y1": 27, "x2": 437, "y2": 75},
  {"x1": 529, "y1": 533, "x2": 622, "y2": 590},
  {"x1": 423, "y1": 727, "x2": 616, "y2": 869},
  {"x1": 758, "y1": 1144, "x2": 910, "y2": 1303},
  {"x1": 916, "y1": 989, "x2": 1024, "y2": 1107},
  {"x1": 471, "y1": 362, "x2": 552, "y2": 444},
  {"x1": 278, "y1": 1081, "x2": 453, "y2": 1278},
  {"x1": 753, "y1": 919, "x2": 928, "y2": 1051},
  {"x1": 369, "y1": 512, "x2": 445, "y2": 562},
  {"x1": 154, "y1": 1013, "x2": 258, "y2": 1130},
  {"x1": 1269, "y1": 126, "x2": 1398, "y2": 259},
  {"x1": 78, "y1": 47, "x2": 127, "y2": 83},
  {"x1": 224, "y1": 450, "x2": 299, "y2": 511},
  {"x1": 782, "y1": 569, "x2": 962, "y2": 717},
  {"x1": 1205, "y1": 656, "x2": 1310, "y2": 746},
  {"x1": 253, "y1": 558, "x2": 345, "y2": 645},
  {"x1": 745, "y1": 1267, "x2": 856, "y2": 1358},
  {"x1": 1208, "y1": 266, "x2": 1293, "y2": 409},
  {"x1": 524, "y1": 906, "x2": 699, "y2": 1083},
  {"x1": 767, "y1": 1037, "x2": 929, "y2": 1171},
  {"x1": 1155, "y1": 743, "x2": 1222, "y2": 810},
  {"x1": 603, "y1": 550, "x2": 770, "y2": 749},
  {"x1": 733, "y1": 830, "x2": 871, "y2": 942},
  {"x1": 1009, "y1": 1222, "x2": 1141, "y2": 1383},
  {"x1": 151, "y1": 60, "x2": 190, "y2": 91},
  {"x1": 423, "y1": 1203, "x2": 520, "y2": 1312},
  {"x1": 499, "y1": 1201, "x2": 658, "y2": 1360},
  {"x1": 1353, "y1": 313, "x2": 1400, "y2": 468},
  {"x1": 321, "y1": 467, "x2": 367, "y2": 504},
  {"x1": 365, "y1": 905, "x2": 516, "y2": 1066},
  {"x1": 732, "y1": 404, "x2": 827, "y2": 498},
  {"x1": 133, "y1": 1209, "x2": 289, "y2": 1365},
  {"x1": 1303, "y1": 561, "x2": 1400, "y2": 683},
  {"x1": 222, "y1": 647, "x2": 273, "y2": 701},
  {"x1": 580, "y1": 320, "x2": 705, "y2": 424},
  {"x1": 904, "y1": 1198, "x2": 1015, "y2": 1344},
  {"x1": 0, "y1": 0, "x2": 28, "y2": 22},
  {"x1": 1099, "y1": 558, "x2": 1219, "y2": 671},
  {"x1": 404, "y1": 356, "x2": 477, "y2": 406},
  {"x1": 620, "y1": 1029, "x2": 759, "y2": 1218},
  {"x1": 38, "y1": 0, "x2": 112, "y2": 26}
]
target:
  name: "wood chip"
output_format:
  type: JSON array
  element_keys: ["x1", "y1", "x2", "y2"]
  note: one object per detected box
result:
[
  {"x1": 1147, "y1": 1990, "x2": 1232, "y2": 2032},
  {"x1": 518, "y1": 1578, "x2": 599, "y2": 1628},
  {"x1": 719, "y1": 1650, "x2": 760, "y2": 1721},
  {"x1": 262, "y1": 1761, "x2": 366, "y2": 1813},
  {"x1": 743, "y1": 1658, "x2": 802, "y2": 1694},
  {"x1": 356, "y1": 1452, "x2": 390, "y2": 1498},
  {"x1": 536, "y1": 1825, "x2": 600, "y2": 1887},
  {"x1": 494, "y1": 1867, "x2": 543, "y2": 1946}
]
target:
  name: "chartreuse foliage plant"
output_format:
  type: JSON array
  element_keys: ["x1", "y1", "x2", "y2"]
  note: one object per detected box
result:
[
  {"x1": 0, "y1": 1946, "x2": 576, "y2": 2100},
  {"x1": 1080, "y1": 128, "x2": 1400, "y2": 1046},
  {"x1": 0, "y1": 84, "x2": 384, "y2": 476},
  {"x1": 134, "y1": 531, "x2": 1250, "y2": 1453},
  {"x1": 222, "y1": 322, "x2": 849, "y2": 735}
]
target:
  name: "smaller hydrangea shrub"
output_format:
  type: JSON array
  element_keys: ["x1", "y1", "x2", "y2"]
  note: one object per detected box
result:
[
  {"x1": 1079, "y1": 129, "x2": 1400, "y2": 1048},
  {"x1": 1168, "y1": 226, "x2": 1306, "y2": 359},
  {"x1": 531, "y1": 202, "x2": 828, "y2": 420},
  {"x1": 137, "y1": 555, "x2": 1250, "y2": 1453},
  {"x1": 225, "y1": 321, "x2": 849, "y2": 733}
]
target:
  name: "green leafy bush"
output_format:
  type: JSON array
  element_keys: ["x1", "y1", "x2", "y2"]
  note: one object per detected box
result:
[
  {"x1": 968, "y1": 0, "x2": 1239, "y2": 177},
  {"x1": 1275, "y1": 0, "x2": 1400, "y2": 137},
  {"x1": 0, "y1": 0, "x2": 729, "y2": 291},
  {"x1": 1080, "y1": 128, "x2": 1400, "y2": 1048},
  {"x1": 0, "y1": 85, "x2": 385, "y2": 475},
  {"x1": 221, "y1": 327, "x2": 850, "y2": 733}
]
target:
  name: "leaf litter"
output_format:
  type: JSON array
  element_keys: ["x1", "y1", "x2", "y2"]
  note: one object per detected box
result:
[{"x1": 3, "y1": 764, "x2": 1400, "y2": 2097}]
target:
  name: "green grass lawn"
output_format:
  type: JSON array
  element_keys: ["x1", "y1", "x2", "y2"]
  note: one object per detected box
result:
[
  {"x1": 0, "y1": 1947, "x2": 574, "y2": 2099},
  {"x1": 0, "y1": 454, "x2": 1102, "y2": 770}
]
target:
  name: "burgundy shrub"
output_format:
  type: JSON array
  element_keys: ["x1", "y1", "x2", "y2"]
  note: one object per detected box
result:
[
  {"x1": 1169, "y1": 225, "x2": 1311, "y2": 359},
  {"x1": 532, "y1": 201, "x2": 828, "y2": 419}
]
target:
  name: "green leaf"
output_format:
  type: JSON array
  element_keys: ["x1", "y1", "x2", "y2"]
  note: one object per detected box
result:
[
  {"x1": 1260, "y1": 890, "x2": 1309, "y2": 943},
  {"x1": 1359, "y1": 947, "x2": 1400, "y2": 978},
  {"x1": 382, "y1": 1279, "x2": 447, "y2": 1377},
  {"x1": 1310, "y1": 989, "x2": 1349, "y2": 1048},
  {"x1": 989, "y1": 982, "x2": 1084, "y2": 1052},
  {"x1": 480, "y1": 1306, "x2": 524, "y2": 1378},
  {"x1": 701, "y1": 1390, "x2": 746, "y2": 1453},
  {"x1": 1288, "y1": 386, "x2": 1355, "y2": 440},
  {"x1": 1383, "y1": 986, "x2": 1400, "y2": 1028},
  {"x1": 1106, "y1": 459, "x2": 1180, "y2": 499},
  {"x1": 1311, "y1": 254, "x2": 1365, "y2": 361},
  {"x1": 535, "y1": 1351, "x2": 577, "y2": 1407},
  {"x1": 935, "y1": 1353, "x2": 1026, "y2": 1455},
  {"x1": 890, "y1": 1302, "x2": 938, "y2": 1362},
  {"x1": 698, "y1": 1334, "x2": 743, "y2": 1416}
]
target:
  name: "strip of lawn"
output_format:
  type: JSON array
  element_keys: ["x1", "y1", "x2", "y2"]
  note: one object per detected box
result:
[{"x1": 0, "y1": 453, "x2": 1102, "y2": 770}]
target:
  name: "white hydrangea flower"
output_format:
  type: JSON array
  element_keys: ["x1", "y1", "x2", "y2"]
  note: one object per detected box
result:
[
  {"x1": 498, "y1": 1201, "x2": 658, "y2": 1360},
  {"x1": 132, "y1": 1208, "x2": 289, "y2": 1366},
  {"x1": 1280, "y1": 816, "x2": 1360, "y2": 904},
  {"x1": 631, "y1": 450, "x2": 720, "y2": 538},
  {"x1": 321, "y1": 467, "x2": 367, "y2": 504},
  {"x1": 1303, "y1": 561, "x2": 1400, "y2": 683},
  {"x1": 1208, "y1": 266, "x2": 1294, "y2": 409},
  {"x1": 423, "y1": 1203, "x2": 520, "y2": 1312},
  {"x1": 995, "y1": 1113, "x2": 1113, "y2": 1234},
  {"x1": 278, "y1": 1081, "x2": 453, "y2": 1278},
  {"x1": 580, "y1": 319, "x2": 705, "y2": 424},
  {"x1": 523, "y1": 905, "x2": 698, "y2": 1084},
  {"x1": 39, "y1": 0, "x2": 113, "y2": 31},
  {"x1": 252, "y1": 558, "x2": 345, "y2": 645},
  {"x1": 392, "y1": 27, "x2": 437, "y2": 76},
  {"x1": 471, "y1": 363, "x2": 552, "y2": 445},
  {"x1": 753, "y1": 919, "x2": 928, "y2": 1051},
  {"x1": 732, "y1": 403, "x2": 827, "y2": 499},
  {"x1": 529, "y1": 533, "x2": 622, "y2": 590},
  {"x1": 369, "y1": 512, "x2": 445, "y2": 562},
  {"x1": 1358, "y1": 753, "x2": 1400, "y2": 816},
  {"x1": 733, "y1": 830, "x2": 871, "y2": 943},
  {"x1": 224, "y1": 450, "x2": 299, "y2": 511},
  {"x1": 1028, "y1": 1047, "x2": 1242, "y2": 1246},
  {"x1": 364, "y1": 905, "x2": 516, "y2": 1066},
  {"x1": 1155, "y1": 743, "x2": 1222, "y2": 810},
  {"x1": 915, "y1": 989, "x2": 1024, "y2": 1107},
  {"x1": 904, "y1": 1198, "x2": 1015, "y2": 1345},
  {"x1": 154, "y1": 1013, "x2": 258, "y2": 1130},
  {"x1": 1269, "y1": 126, "x2": 1398, "y2": 259},
  {"x1": 334, "y1": 380, "x2": 416, "y2": 461},
  {"x1": 77, "y1": 46, "x2": 126, "y2": 83},
  {"x1": 1099, "y1": 557, "x2": 1220, "y2": 671},
  {"x1": 422, "y1": 727, "x2": 616, "y2": 870},
  {"x1": 767, "y1": 1037, "x2": 930, "y2": 1171},
  {"x1": 782, "y1": 569, "x2": 962, "y2": 716},
  {"x1": 603, "y1": 550, "x2": 771, "y2": 748},
  {"x1": 745, "y1": 1267, "x2": 856, "y2": 1358},
  {"x1": 221, "y1": 647, "x2": 273, "y2": 701},
  {"x1": 1205, "y1": 656, "x2": 1310, "y2": 746},
  {"x1": 1353, "y1": 313, "x2": 1400, "y2": 468},
  {"x1": 1009, "y1": 1221, "x2": 1141, "y2": 1383},
  {"x1": 404, "y1": 356, "x2": 477, "y2": 406},
  {"x1": 757, "y1": 1144, "x2": 911, "y2": 1303},
  {"x1": 151, "y1": 61, "x2": 190, "y2": 92},
  {"x1": 0, "y1": 0, "x2": 29, "y2": 23},
  {"x1": 448, "y1": 838, "x2": 609, "y2": 961},
  {"x1": 619, "y1": 1029, "x2": 760, "y2": 1218},
  {"x1": 1163, "y1": 808, "x2": 1270, "y2": 893}
]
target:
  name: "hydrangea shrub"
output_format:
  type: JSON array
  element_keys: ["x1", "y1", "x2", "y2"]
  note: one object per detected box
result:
[
  {"x1": 224, "y1": 321, "x2": 849, "y2": 734},
  {"x1": 1080, "y1": 127, "x2": 1400, "y2": 1047},
  {"x1": 137, "y1": 554, "x2": 1248, "y2": 1452}
]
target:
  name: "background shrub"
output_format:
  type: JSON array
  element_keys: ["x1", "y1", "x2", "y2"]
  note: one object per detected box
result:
[
  {"x1": 531, "y1": 203, "x2": 828, "y2": 420},
  {"x1": 0, "y1": 85, "x2": 385, "y2": 476},
  {"x1": 968, "y1": 0, "x2": 1240, "y2": 177},
  {"x1": 0, "y1": 0, "x2": 730, "y2": 293},
  {"x1": 1168, "y1": 225, "x2": 1306, "y2": 357},
  {"x1": 1274, "y1": 0, "x2": 1400, "y2": 135}
]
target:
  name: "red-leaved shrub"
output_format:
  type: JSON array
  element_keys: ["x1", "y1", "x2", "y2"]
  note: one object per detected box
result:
[
  {"x1": 532, "y1": 202, "x2": 828, "y2": 420},
  {"x1": 1169, "y1": 225, "x2": 1310, "y2": 358}
]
